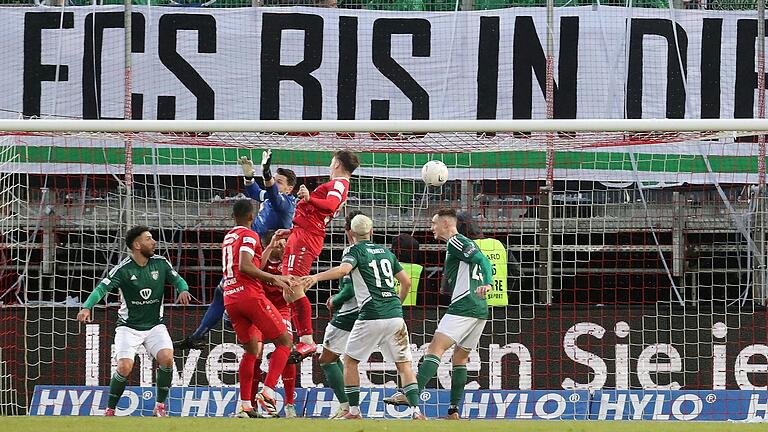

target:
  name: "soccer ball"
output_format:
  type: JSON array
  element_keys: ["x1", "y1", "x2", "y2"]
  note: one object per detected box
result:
[{"x1": 421, "y1": 160, "x2": 449, "y2": 187}]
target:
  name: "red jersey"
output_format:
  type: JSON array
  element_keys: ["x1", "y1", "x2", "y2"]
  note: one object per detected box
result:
[
  {"x1": 221, "y1": 226, "x2": 263, "y2": 305},
  {"x1": 293, "y1": 177, "x2": 350, "y2": 236},
  {"x1": 262, "y1": 258, "x2": 288, "y2": 310}
]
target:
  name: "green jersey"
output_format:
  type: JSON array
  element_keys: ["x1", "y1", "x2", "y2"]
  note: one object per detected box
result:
[
  {"x1": 83, "y1": 255, "x2": 189, "y2": 331},
  {"x1": 329, "y1": 272, "x2": 359, "y2": 331},
  {"x1": 341, "y1": 240, "x2": 403, "y2": 321},
  {"x1": 443, "y1": 234, "x2": 492, "y2": 319}
]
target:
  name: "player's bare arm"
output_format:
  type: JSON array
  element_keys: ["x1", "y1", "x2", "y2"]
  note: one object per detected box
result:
[
  {"x1": 239, "y1": 249, "x2": 291, "y2": 291},
  {"x1": 301, "y1": 262, "x2": 353, "y2": 288}
]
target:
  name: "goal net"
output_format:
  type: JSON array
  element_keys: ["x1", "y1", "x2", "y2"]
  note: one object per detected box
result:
[{"x1": 1, "y1": 118, "x2": 767, "y2": 420}]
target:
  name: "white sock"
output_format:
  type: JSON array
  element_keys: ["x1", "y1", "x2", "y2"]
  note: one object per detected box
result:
[
  {"x1": 340, "y1": 402, "x2": 350, "y2": 410},
  {"x1": 349, "y1": 406, "x2": 360, "y2": 415},
  {"x1": 412, "y1": 406, "x2": 421, "y2": 414},
  {"x1": 262, "y1": 386, "x2": 275, "y2": 399},
  {"x1": 241, "y1": 400, "x2": 252, "y2": 409},
  {"x1": 300, "y1": 335, "x2": 314, "y2": 345}
]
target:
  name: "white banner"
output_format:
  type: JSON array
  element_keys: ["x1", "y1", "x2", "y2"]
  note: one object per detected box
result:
[{"x1": 0, "y1": 6, "x2": 765, "y2": 122}]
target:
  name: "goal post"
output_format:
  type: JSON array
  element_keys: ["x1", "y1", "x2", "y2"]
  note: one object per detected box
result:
[{"x1": 2, "y1": 119, "x2": 768, "y2": 419}]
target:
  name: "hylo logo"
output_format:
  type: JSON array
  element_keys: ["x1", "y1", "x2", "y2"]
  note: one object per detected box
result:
[{"x1": 140, "y1": 288, "x2": 152, "y2": 300}]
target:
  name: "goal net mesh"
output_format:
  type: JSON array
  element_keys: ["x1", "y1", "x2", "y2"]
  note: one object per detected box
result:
[{"x1": 2, "y1": 122, "x2": 768, "y2": 419}]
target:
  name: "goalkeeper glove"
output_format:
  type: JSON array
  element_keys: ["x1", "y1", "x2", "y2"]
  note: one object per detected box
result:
[
  {"x1": 238, "y1": 156, "x2": 256, "y2": 179},
  {"x1": 261, "y1": 149, "x2": 273, "y2": 182}
]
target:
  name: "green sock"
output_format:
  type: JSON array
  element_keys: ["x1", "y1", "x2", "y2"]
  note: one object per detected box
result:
[
  {"x1": 321, "y1": 362, "x2": 348, "y2": 403},
  {"x1": 336, "y1": 358, "x2": 344, "y2": 375},
  {"x1": 403, "y1": 382, "x2": 420, "y2": 407},
  {"x1": 344, "y1": 386, "x2": 359, "y2": 407},
  {"x1": 450, "y1": 365, "x2": 468, "y2": 406},
  {"x1": 108, "y1": 372, "x2": 127, "y2": 409},
  {"x1": 416, "y1": 354, "x2": 441, "y2": 391},
  {"x1": 156, "y1": 365, "x2": 173, "y2": 404}
]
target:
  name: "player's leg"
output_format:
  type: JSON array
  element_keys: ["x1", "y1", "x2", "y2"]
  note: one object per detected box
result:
[
  {"x1": 448, "y1": 348, "x2": 470, "y2": 420},
  {"x1": 250, "y1": 341, "x2": 263, "y2": 409},
  {"x1": 174, "y1": 283, "x2": 225, "y2": 351},
  {"x1": 447, "y1": 318, "x2": 486, "y2": 420},
  {"x1": 239, "y1": 336, "x2": 261, "y2": 415},
  {"x1": 227, "y1": 303, "x2": 263, "y2": 418},
  {"x1": 341, "y1": 355, "x2": 363, "y2": 420},
  {"x1": 282, "y1": 232, "x2": 321, "y2": 360},
  {"x1": 145, "y1": 324, "x2": 177, "y2": 417},
  {"x1": 281, "y1": 362, "x2": 297, "y2": 417},
  {"x1": 278, "y1": 311, "x2": 298, "y2": 418},
  {"x1": 319, "y1": 323, "x2": 350, "y2": 418},
  {"x1": 380, "y1": 318, "x2": 424, "y2": 420},
  {"x1": 107, "y1": 327, "x2": 141, "y2": 416},
  {"x1": 417, "y1": 314, "x2": 479, "y2": 391},
  {"x1": 251, "y1": 296, "x2": 292, "y2": 417},
  {"x1": 340, "y1": 320, "x2": 383, "y2": 419}
]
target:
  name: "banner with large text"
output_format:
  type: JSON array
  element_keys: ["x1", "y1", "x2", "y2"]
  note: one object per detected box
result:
[
  {"x1": 29, "y1": 386, "x2": 768, "y2": 420},
  {"x1": 1, "y1": 6, "x2": 765, "y2": 182},
  {"x1": 1, "y1": 6, "x2": 766, "y2": 122}
]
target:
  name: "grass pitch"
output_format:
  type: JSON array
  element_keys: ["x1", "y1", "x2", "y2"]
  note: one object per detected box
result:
[{"x1": 1, "y1": 417, "x2": 766, "y2": 432}]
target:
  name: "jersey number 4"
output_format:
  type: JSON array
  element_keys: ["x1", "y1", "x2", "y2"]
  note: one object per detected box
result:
[
  {"x1": 368, "y1": 259, "x2": 395, "y2": 289},
  {"x1": 471, "y1": 264, "x2": 483, "y2": 281}
]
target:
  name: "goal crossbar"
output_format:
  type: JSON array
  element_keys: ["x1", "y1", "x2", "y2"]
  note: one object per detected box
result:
[{"x1": 4, "y1": 119, "x2": 768, "y2": 133}]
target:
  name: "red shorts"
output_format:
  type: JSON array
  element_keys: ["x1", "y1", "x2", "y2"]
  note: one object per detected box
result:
[
  {"x1": 282, "y1": 227, "x2": 324, "y2": 277},
  {"x1": 224, "y1": 294, "x2": 287, "y2": 343}
]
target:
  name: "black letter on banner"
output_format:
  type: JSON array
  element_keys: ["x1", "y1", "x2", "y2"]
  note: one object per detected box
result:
[
  {"x1": 83, "y1": 12, "x2": 146, "y2": 120},
  {"x1": 260, "y1": 13, "x2": 323, "y2": 120},
  {"x1": 477, "y1": 16, "x2": 500, "y2": 120},
  {"x1": 338, "y1": 16, "x2": 358, "y2": 120},
  {"x1": 23, "y1": 12, "x2": 74, "y2": 117},
  {"x1": 735, "y1": 19, "x2": 768, "y2": 119},
  {"x1": 700, "y1": 19, "x2": 722, "y2": 119},
  {"x1": 626, "y1": 19, "x2": 688, "y2": 119},
  {"x1": 158, "y1": 14, "x2": 216, "y2": 120},
  {"x1": 371, "y1": 18, "x2": 430, "y2": 120},
  {"x1": 512, "y1": 16, "x2": 578, "y2": 120}
]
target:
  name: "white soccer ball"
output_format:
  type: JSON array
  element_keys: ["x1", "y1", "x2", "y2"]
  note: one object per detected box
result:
[{"x1": 421, "y1": 160, "x2": 449, "y2": 187}]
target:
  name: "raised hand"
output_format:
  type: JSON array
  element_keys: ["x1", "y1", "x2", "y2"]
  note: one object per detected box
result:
[
  {"x1": 297, "y1": 184, "x2": 310, "y2": 202},
  {"x1": 261, "y1": 149, "x2": 273, "y2": 181},
  {"x1": 238, "y1": 156, "x2": 255, "y2": 179}
]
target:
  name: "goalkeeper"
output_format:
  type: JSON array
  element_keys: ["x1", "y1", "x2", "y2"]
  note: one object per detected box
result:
[{"x1": 174, "y1": 151, "x2": 298, "y2": 351}]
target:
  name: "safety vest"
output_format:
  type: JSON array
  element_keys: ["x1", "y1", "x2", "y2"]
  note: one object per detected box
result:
[
  {"x1": 474, "y1": 238, "x2": 508, "y2": 306},
  {"x1": 397, "y1": 262, "x2": 423, "y2": 306}
]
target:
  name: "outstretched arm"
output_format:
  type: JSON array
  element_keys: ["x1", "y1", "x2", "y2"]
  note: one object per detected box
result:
[{"x1": 78, "y1": 273, "x2": 118, "y2": 322}]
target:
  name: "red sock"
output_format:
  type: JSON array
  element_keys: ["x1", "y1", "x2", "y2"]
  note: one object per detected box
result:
[
  {"x1": 264, "y1": 345, "x2": 290, "y2": 390},
  {"x1": 251, "y1": 357, "x2": 262, "y2": 401},
  {"x1": 239, "y1": 353, "x2": 257, "y2": 402},
  {"x1": 282, "y1": 362, "x2": 297, "y2": 404},
  {"x1": 292, "y1": 296, "x2": 313, "y2": 337}
]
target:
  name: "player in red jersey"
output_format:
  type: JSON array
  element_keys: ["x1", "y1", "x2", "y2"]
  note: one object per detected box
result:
[
  {"x1": 258, "y1": 229, "x2": 300, "y2": 418},
  {"x1": 222, "y1": 199, "x2": 294, "y2": 418},
  {"x1": 282, "y1": 150, "x2": 360, "y2": 362}
]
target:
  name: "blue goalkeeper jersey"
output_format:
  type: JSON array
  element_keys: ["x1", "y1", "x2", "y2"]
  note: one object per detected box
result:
[{"x1": 244, "y1": 182, "x2": 297, "y2": 237}]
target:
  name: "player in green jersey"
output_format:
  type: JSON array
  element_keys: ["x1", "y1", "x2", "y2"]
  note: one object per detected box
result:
[
  {"x1": 77, "y1": 226, "x2": 191, "y2": 417},
  {"x1": 302, "y1": 214, "x2": 424, "y2": 420},
  {"x1": 317, "y1": 210, "x2": 363, "y2": 419},
  {"x1": 385, "y1": 208, "x2": 493, "y2": 419}
]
